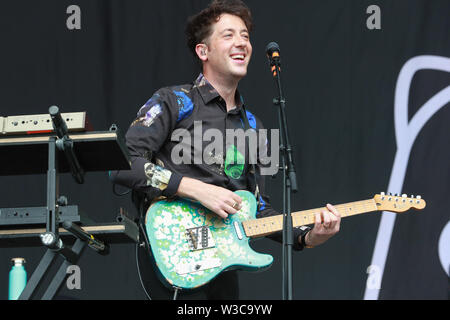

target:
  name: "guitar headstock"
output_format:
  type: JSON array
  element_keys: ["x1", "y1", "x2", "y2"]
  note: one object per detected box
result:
[{"x1": 373, "y1": 192, "x2": 426, "y2": 213}]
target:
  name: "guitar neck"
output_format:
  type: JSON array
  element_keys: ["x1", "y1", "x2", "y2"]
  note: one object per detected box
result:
[{"x1": 242, "y1": 199, "x2": 378, "y2": 238}]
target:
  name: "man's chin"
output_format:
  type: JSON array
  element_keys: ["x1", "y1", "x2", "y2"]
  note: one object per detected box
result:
[{"x1": 230, "y1": 68, "x2": 248, "y2": 80}]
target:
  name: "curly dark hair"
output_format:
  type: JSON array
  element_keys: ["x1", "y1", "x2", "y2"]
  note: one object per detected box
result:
[{"x1": 185, "y1": 0, "x2": 253, "y2": 65}]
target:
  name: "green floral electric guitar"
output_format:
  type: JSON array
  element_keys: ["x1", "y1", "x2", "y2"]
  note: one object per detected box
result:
[{"x1": 144, "y1": 190, "x2": 425, "y2": 290}]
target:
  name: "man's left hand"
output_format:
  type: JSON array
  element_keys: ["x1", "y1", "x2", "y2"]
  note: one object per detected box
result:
[{"x1": 304, "y1": 204, "x2": 341, "y2": 247}]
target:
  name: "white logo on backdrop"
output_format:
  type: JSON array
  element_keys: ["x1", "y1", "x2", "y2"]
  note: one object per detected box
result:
[
  {"x1": 438, "y1": 221, "x2": 450, "y2": 277},
  {"x1": 364, "y1": 55, "x2": 450, "y2": 300}
]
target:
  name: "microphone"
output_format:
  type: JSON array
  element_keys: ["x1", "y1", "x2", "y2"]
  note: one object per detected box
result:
[
  {"x1": 48, "y1": 105, "x2": 85, "y2": 184},
  {"x1": 265, "y1": 42, "x2": 281, "y2": 76},
  {"x1": 49, "y1": 105, "x2": 68, "y2": 139},
  {"x1": 63, "y1": 220, "x2": 110, "y2": 255}
]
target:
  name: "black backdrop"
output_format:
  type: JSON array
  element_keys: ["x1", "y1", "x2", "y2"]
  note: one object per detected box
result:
[{"x1": 0, "y1": 0, "x2": 449, "y2": 300}]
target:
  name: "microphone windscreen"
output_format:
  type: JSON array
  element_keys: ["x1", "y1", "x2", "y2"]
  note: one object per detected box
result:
[
  {"x1": 49, "y1": 105, "x2": 60, "y2": 116},
  {"x1": 266, "y1": 42, "x2": 280, "y2": 56}
]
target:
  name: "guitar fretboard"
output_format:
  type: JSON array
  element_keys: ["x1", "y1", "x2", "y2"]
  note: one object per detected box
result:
[{"x1": 242, "y1": 199, "x2": 378, "y2": 238}]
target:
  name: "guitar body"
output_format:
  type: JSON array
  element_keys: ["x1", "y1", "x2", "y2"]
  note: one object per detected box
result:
[{"x1": 144, "y1": 190, "x2": 273, "y2": 290}]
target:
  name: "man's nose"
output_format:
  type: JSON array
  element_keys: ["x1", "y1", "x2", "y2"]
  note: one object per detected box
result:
[{"x1": 234, "y1": 35, "x2": 247, "y2": 47}]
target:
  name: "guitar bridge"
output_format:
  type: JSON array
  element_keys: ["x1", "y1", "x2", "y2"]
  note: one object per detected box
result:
[{"x1": 185, "y1": 226, "x2": 215, "y2": 251}]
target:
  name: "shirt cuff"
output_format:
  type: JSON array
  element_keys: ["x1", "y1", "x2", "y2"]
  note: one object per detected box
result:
[
  {"x1": 162, "y1": 171, "x2": 183, "y2": 197},
  {"x1": 292, "y1": 228, "x2": 304, "y2": 251},
  {"x1": 293, "y1": 226, "x2": 312, "y2": 251}
]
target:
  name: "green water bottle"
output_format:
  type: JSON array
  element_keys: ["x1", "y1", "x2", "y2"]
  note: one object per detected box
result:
[{"x1": 8, "y1": 258, "x2": 27, "y2": 300}]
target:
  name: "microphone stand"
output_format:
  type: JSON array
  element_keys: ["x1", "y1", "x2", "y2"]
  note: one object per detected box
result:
[
  {"x1": 269, "y1": 55, "x2": 298, "y2": 300},
  {"x1": 19, "y1": 106, "x2": 107, "y2": 300}
]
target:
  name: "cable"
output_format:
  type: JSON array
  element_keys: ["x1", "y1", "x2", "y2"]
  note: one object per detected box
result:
[
  {"x1": 135, "y1": 222, "x2": 154, "y2": 300},
  {"x1": 135, "y1": 241, "x2": 152, "y2": 300},
  {"x1": 112, "y1": 183, "x2": 131, "y2": 196},
  {"x1": 132, "y1": 193, "x2": 152, "y2": 300}
]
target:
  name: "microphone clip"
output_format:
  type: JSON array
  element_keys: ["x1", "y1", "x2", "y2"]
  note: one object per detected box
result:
[{"x1": 273, "y1": 98, "x2": 286, "y2": 105}]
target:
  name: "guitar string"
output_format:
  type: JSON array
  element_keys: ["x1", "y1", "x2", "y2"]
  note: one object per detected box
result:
[
  {"x1": 243, "y1": 197, "x2": 420, "y2": 236},
  {"x1": 242, "y1": 200, "x2": 378, "y2": 235},
  {"x1": 245, "y1": 200, "x2": 377, "y2": 225}
]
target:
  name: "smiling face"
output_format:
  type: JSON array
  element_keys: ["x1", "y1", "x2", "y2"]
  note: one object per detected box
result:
[{"x1": 199, "y1": 14, "x2": 252, "y2": 83}]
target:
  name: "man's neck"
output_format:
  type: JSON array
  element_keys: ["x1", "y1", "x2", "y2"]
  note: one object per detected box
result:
[{"x1": 203, "y1": 72, "x2": 240, "y2": 112}]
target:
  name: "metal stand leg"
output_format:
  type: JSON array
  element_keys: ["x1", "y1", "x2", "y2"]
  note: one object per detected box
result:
[
  {"x1": 19, "y1": 249, "x2": 58, "y2": 300},
  {"x1": 173, "y1": 287, "x2": 180, "y2": 300},
  {"x1": 42, "y1": 239, "x2": 86, "y2": 300},
  {"x1": 18, "y1": 239, "x2": 86, "y2": 300}
]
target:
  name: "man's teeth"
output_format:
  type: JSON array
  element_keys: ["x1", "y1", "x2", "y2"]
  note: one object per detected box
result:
[{"x1": 231, "y1": 55, "x2": 245, "y2": 60}]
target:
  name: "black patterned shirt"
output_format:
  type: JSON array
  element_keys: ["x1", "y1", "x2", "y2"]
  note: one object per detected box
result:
[{"x1": 111, "y1": 74, "x2": 305, "y2": 250}]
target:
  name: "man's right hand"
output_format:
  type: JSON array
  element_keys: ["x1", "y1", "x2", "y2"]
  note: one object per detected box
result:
[{"x1": 176, "y1": 177, "x2": 242, "y2": 219}]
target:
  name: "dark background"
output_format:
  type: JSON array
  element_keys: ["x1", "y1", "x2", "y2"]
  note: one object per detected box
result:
[{"x1": 0, "y1": 0, "x2": 449, "y2": 299}]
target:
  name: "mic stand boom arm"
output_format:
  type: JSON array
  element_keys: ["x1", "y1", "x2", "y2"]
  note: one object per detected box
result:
[{"x1": 49, "y1": 105, "x2": 85, "y2": 184}]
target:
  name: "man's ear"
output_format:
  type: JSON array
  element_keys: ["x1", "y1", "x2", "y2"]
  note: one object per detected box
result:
[{"x1": 195, "y1": 44, "x2": 208, "y2": 62}]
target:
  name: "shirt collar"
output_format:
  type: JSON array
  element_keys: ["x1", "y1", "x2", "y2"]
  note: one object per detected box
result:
[{"x1": 194, "y1": 73, "x2": 244, "y2": 110}]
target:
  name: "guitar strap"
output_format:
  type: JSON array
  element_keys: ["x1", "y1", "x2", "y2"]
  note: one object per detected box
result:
[{"x1": 239, "y1": 106, "x2": 262, "y2": 210}]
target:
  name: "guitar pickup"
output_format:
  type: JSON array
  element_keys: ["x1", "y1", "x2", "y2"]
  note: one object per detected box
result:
[{"x1": 185, "y1": 226, "x2": 215, "y2": 251}]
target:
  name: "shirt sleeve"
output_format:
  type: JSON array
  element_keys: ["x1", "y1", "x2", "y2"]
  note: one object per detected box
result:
[
  {"x1": 110, "y1": 89, "x2": 183, "y2": 199},
  {"x1": 252, "y1": 117, "x2": 307, "y2": 251}
]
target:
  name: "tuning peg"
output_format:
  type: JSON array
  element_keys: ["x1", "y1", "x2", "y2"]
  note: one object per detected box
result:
[
  {"x1": 389, "y1": 192, "x2": 392, "y2": 196},
  {"x1": 402, "y1": 194, "x2": 407, "y2": 197},
  {"x1": 381, "y1": 192, "x2": 385, "y2": 196},
  {"x1": 395, "y1": 193, "x2": 398, "y2": 196},
  {"x1": 416, "y1": 195, "x2": 422, "y2": 204}
]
